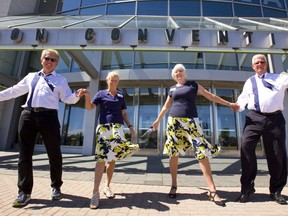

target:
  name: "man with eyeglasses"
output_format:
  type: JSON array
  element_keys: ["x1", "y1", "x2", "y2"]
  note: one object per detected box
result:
[
  {"x1": 0, "y1": 49, "x2": 86, "y2": 207},
  {"x1": 234, "y1": 54, "x2": 288, "y2": 205}
]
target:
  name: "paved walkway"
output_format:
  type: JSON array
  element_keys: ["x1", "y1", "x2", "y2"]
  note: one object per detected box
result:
[{"x1": 0, "y1": 150, "x2": 287, "y2": 215}]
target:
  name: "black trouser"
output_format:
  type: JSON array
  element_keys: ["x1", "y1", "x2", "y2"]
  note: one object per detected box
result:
[
  {"x1": 240, "y1": 110, "x2": 287, "y2": 193},
  {"x1": 17, "y1": 109, "x2": 63, "y2": 194}
]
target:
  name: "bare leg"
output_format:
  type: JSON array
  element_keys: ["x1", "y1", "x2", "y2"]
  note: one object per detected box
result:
[
  {"x1": 92, "y1": 161, "x2": 105, "y2": 194},
  {"x1": 168, "y1": 156, "x2": 179, "y2": 198},
  {"x1": 170, "y1": 156, "x2": 179, "y2": 187},
  {"x1": 105, "y1": 160, "x2": 115, "y2": 187},
  {"x1": 199, "y1": 157, "x2": 223, "y2": 203}
]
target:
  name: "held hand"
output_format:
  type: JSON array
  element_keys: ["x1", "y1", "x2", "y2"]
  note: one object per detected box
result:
[
  {"x1": 230, "y1": 103, "x2": 240, "y2": 112},
  {"x1": 76, "y1": 88, "x2": 88, "y2": 97}
]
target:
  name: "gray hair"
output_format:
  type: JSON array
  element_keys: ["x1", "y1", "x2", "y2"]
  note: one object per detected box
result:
[
  {"x1": 252, "y1": 54, "x2": 267, "y2": 64},
  {"x1": 171, "y1": 64, "x2": 187, "y2": 81}
]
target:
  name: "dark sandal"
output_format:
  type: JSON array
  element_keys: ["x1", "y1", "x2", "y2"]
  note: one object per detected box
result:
[
  {"x1": 169, "y1": 186, "x2": 177, "y2": 198},
  {"x1": 207, "y1": 190, "x2": 226, "y2": 207}
]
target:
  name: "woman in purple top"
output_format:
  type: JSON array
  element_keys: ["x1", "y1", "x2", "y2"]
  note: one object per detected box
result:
[
  {"x1": 152, "y1": 64, "x2": 238, "y2": 207},
  {"x1": 83, "y1": 71, "x2": 139, "y2": 209}
]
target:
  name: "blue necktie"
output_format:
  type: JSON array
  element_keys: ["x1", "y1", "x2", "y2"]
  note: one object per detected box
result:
[
  {"x1": 261, "y1": 75, "x2": 274, "y2": 90},
  {"x1": 27, "y1": 72, "x2": 53, "y2": 107},
  {"x1": 27, "y1": 74, "x2": 40, "y2": 108}
]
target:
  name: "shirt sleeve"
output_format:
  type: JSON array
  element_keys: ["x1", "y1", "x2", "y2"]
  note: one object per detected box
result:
[
  {"x1": 237, "y1": 79, "x2": 251, "y2": 112},
  {"x1": 0, "y1": 75, "x2": 30, "y2": 101},
  {"x1": 279, "y1": 72, "x2": 288, "y2": 87},
  {"x1": 58, "y1": 77, "x2": 80, "y2": 104}
]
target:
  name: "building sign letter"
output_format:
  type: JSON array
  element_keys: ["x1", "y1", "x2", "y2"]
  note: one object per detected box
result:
[
  {"x1": 85, "y1": 28, "x2": 95, "y2": 43},
  {"x1": 192, "y1": 30, "x2": 200, "y2": 44},
  {"x1": 138, "y1": 29, "x2": 148, "y2": 43},
  {"x1": 217, "y1": 30, "x2": 228, "y2": 45},
  {"x1": 165, "y1": 29, "x2": 175, "y2": 44},
  {"x1": 36, "y1": 28, "x2": 48, "y2": 43},
  {"x1": 111, "y1": 28, "x2": 121, "y2": 43},
  {"x1": 243, "y1": 31, "x2": 253, "y2": 46},
  {"x1": 269, "y1": 33, "x2": 275, "y2": 47},
  {"x1": 10, "y1": 28, "x2": 23, "y2": 43}
]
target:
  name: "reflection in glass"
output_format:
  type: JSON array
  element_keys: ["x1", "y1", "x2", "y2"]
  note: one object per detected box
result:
[
  {"x1": 134, "y1": 52, "x2": 168, "y2": 69},
  {"x1": 215, "y1": 89, "x2": 237, "y2": 149},
  {"x1": 120, "y1": 88, "x2": 135, "y2": 142},
  {"x1": 102, "y1": 51, "x2": 133, "y2": 70},
  {"x1": 205, "y1": 53, "x2": 238, "y2": 70},
  {"x1": 196, "y1": 93, "x2": 212, "y2": 143},
  {"x1": 203, "y1": 1, "x2": 233, "y2": 17},
  {"x1": 107, "y1": 2, "x2": 135, "y2": 15},
  {"x1": 137, "y1": 1, "x2": 168, "y2": 16},
  {"x1": 138, "y1": 87, "x2": 160, "y2": 149},
  {"x1": 170, "y1": 52, "x2": 204, "y2": 69},
  {"x1": 170, "y1": 0, "x2": 200, "y2": 16},
  {"x1": 234, "y1": 4, "x2": 262, "y2": 17}
]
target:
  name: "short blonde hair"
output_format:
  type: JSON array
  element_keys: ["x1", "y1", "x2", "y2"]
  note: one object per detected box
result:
[
  {"x1": 106, "y1": 71, "x2": 120, "y2": 80},
  {"x1": 171, "y1": 64, "x2": 187, "y2": 81},
  {"x1": 41, "y1": 49, "x2": 59, "y2": 60}
]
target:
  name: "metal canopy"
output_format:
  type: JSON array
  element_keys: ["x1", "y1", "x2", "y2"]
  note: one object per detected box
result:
[{"x1": 1, "y1": 15, "x2": 288, "y2": 31}]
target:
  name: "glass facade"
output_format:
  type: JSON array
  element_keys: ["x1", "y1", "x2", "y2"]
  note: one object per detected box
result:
[{"x1": 38, "y1": 0, "x2": 288, "y2": 18}]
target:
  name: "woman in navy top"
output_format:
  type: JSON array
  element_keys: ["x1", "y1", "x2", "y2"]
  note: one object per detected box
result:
[
  {"x1": 152, "y1": 64, "x2": 238, "y2": 207},
  {"x1": 83, "y1": 71, "x2": 139, "y2": 209}
]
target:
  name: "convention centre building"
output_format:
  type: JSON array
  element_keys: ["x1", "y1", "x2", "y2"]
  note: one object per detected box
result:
[{"x1": 0, "y1": 0, "x2": 288, "y2": 156}]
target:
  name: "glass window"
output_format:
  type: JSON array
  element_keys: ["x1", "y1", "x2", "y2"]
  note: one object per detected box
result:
[
  {"x1": 57, "y1": 93, "x2": 86, "y2": 146},
  {"x1": 263, "y1": 8, "x2": 287, "y2": 18},
  {"x1": 205, "y1": 53, "x2": 239, "y2": 71},
  {"x1": 137, "y1": 1, "x2": 168, "y2": 16},
  {"x1": 56, "y1": 51, "x2": 72, "y2": 73},
  {"x1": 82, "y1": 0, "x2": 106, "y2": 7},
  {"x1": 234, "y1": 3, "x2": 262, "y2": 17},
  {"x1": 118, "y1": 88, "x2": 135, "y2": 142},
  {"x1": 80, "y1": 5, "x2": 106, "y2": 15},
  {"x1": 137, "y1": 87, "x2": 160, "y2": 149},
  {"x1": 234, "y1": 0, "x2": 260, "y2": 3},
  {"x1": 57, "y1": 0, "x2": 81, "y2": 12},
  {"x1": 38, "y1": 0, "x2": 57, "y2": 14},
  {"x1": 101, "y1": 51, "x2": 133, "y2": 70},
  {"x1": 215, "y1": 89, "x2": 238, "y2": 149},
  {"x1": 134, "y1": 51, "x2": 168, "y2": 69},
  {"x1": 170, "y1": 0, "x2": 200, "y2": 16},
  {"x1": 203, "y1": 1, "x2": 233, "y2": 17},
  {"x1": 196, "y1": 92, "x2": 212, "y2": 143},
  {"x1": 0, "y1": 51, "x2": 21, "y2": 77},
  {"x1": 281, "y1": 54, "x2": 288, "y2": 72},
  {"x1": 262, "y1": 0, "x2": 286, "y2": 9},
  {"x1": 107, "y1": 2, "x2": 135, "y2": 15},
  {"x1": 170, "y1": 52, "x2": 204, "y2": 69}
]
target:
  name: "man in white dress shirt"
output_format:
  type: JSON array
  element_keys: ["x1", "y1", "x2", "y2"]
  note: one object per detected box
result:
[
  {"x1": 234, "y1": 54, "x2": 287, "y2": 205},
  {"x1": 0, "y1": 49, "x2": 85, "y2": 207}
]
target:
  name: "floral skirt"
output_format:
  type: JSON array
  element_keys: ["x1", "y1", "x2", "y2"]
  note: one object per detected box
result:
[
  {"x1": 164, "y1": 116, "x2": 221, "y2": 160},
  {"x1": 95, "y1": 123, "x2": 139, "y2": 162}
]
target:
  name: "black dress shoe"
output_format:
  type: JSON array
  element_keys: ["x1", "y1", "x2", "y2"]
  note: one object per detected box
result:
[
  {"x1": 270, "y1": 192, "x2": 287, "y2": 205},
  {"x1": 237, "y1": 188, "x2": 256, "y2": 203}
]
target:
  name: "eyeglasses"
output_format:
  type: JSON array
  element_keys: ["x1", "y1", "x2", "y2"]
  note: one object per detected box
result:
[
  {"x1": 254, "y1": 61, "x2": 266, "y2": 65},
  {"x1": 43, "y1": 57, "x2": 57, "y2": 63}
]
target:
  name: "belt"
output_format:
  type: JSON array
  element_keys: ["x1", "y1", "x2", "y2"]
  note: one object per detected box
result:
[
  {"x1": 24, "y1": 107, "x2": 57, "y2": 112},
  {"x1": 251, "y1": 110, "x2": 281, "y2": 116}
]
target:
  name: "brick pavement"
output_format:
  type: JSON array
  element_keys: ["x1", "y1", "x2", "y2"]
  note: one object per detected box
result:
[{"x1": 0, "y1": 150, "x2": 287, "y2": 216}]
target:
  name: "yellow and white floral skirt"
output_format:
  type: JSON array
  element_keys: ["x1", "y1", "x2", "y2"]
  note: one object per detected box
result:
[
  {"x1": 95, "y1": 123, "x2": 139, "y2": 162},
  {"x1": 164, "y1": 116, "x2": 221, "y2": 160}
]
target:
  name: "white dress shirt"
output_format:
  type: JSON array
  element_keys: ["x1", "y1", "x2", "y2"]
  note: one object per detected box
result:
[
  {"x1": 0, "y1": 70, "x2": 80, "y2": 110},
  {"x1": 237, "y1": 72, "x2": 288, "y2": 113}
]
